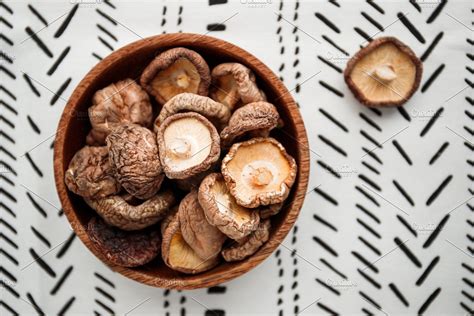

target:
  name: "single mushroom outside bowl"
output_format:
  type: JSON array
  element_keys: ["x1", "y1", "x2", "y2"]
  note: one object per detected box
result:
[{"x1": 53, "y1": 33, "x2": 309, "y2": 290}]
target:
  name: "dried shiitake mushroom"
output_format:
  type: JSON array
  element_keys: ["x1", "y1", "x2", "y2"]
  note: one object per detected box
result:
[
  {"x1": 161, "y1": 210, "x2": 219, "y2": 274},
  {"x1": 222, "y1": 137, "x2": 297, "y2": 208},
  {"x1": 65, "y1": 146, "x2": 120, "y2": 198},
  {"x1": 107, "y1": 124, "x2": 164, "y2": 199},
  {"x1": 179, "y1": 190, "x2": 226, "y2": 260},
  {"x1": 198, "y1": 173, "x2": 260, "y2": 239},
  {"x1": 87, "y1": 217, "x2": 161, "y2": 267},
  {"x1": 220, "y1": 101, "x2": 280, "y2": 147},
  {"x1": 85, "y1": 190, "x2": 175, "y2": 231},
  {"x1": 259, "y1": 202, "x2": 283, "y2": 220},
  {"x1": 222, "y1": 219, "x2": 271, "y2": 262},
  {"x1": 209, "y1": 63, "x2": 266, "y2": 110},
  {"x1": 344, "y1": 37, "x2": 422, "y2": 107},
  {"x1": 157, "y1": 112, "x2": 220, "y2": 179},
  {"x1": 153, "y1": 93, "x2": 231, "y2": 132},
  {"x1": 87, "y1": 79, "x2": 153, "y2": 145},
  {"x1": 140, "y1": 47, "x2": 211, "y2": 105}
]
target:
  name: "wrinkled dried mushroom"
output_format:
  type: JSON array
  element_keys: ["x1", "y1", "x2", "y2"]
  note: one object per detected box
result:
[
  {"x1": 85, "y1": 190, "x2": 175, "y2": 231},
  {"x1": 140, "y1": 47, "x2": 211, "y2": 105},
  {"x1": 222, "y1": 219, "x2": 270, "y2": 262},
  {"x1": 87, "y1": 217, "x2": 161, "y2": 267},
  {"x1": 157, "y1": 112, "x2": 220, "y2": 179},
  {"x1": 107, "y1": 124, "x2": 163, "y2": 199},
  {"x1": 259, "y1": 202, "x2": 283, "y2": 219},
  {"x1": 220, "y1": 101, "x2": 280, "y2": 147},
  {"x1": 153, "y1": 93, "x2": 231, "y2": 132},
  {"x1": 222, "y1": 137, "x2": 297, "y2": 208},
  {"x1": 198, "y1": 173, "x2": 259, "y2": 239},
  {"x1": 65, "y1": 146, "x2": 120, "y2": 198},
  {"x1": 179, "y1": 190, "x2": 226, "y2": 260},
  {"x1": 209, "y1": 63, "x2": 266, "y2": 110},
  {"x1": 87, "y1": 79, "x2": 153, "y2": 145},
  {"x1": 161, "y1": 210, "x2": 219, "y2": 274},
  {"x1": 344, "y1": 37, "x2": 422, "y2": 107}
]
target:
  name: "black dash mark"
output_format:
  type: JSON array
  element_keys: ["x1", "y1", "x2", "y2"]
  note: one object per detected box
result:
[
  {"x1": 0, "y1": 278, "x2": 19, "y2": 297},
  {"x1": 318, "y1": 134, "x2": 347, "y2": 157},
  {"x1": 429, "y1": 142, "x2": 449, "y2": 165},
  {"x1": 421, "y1": 32, "x2": 443, "y2": 62},
  {"x1": 317, "y1": 160, "x2": 341, "y2": 179},
  {"x1": 359, "y1": 291, "x2": 382, "y2": 310},
  {"x1": 409, "y1": 0, "x2": 421, "y2": 12},
  {"x1": 1, "y1": 100, "x2": 17, "y2": 114},
  {"x1": 97, "y1": 24, "x2": 117, "y2": 41},
  {"x1": 28, "y1": 4, "x2": 48, "y2": 26},
  {"x1": 26, "y1": 192, "x2": 47, "y2": 217},
  {"x1": 209, "y1": 0, "x2": 228, "y2": 5},
  {"x1": 103, "y1": 0, "x2": 116, "y2": 9},
  {"x1": 25, "y1": 152, "x2": 43, "y2": 177},
  {"x1": 56, "y1": 232, "x2": 76, "y2": 258},
  {"x1": 354, "y1": 27, "x2": 372, "y2": 43},
  {"x1": 1, "y1": 130, "x2": 15, "y2": 144},
  {"x1": 205, "y1": 310, "x2": 225, "y2": 316},
  {"x1": 50, "y1": 78, "x2": 71, "y2": 105},
  {"x1": 316, "y1": 278, "x2": 340, "y2": 295},
  {"x1": 418, "y1": 288, "x2": 441, "y2": 314},
  {"x1": 393, "y1": 180, "x2": 414, "y2": 206},
  {"x1": 421, "y1": 64, "x2": 445, "y2": 93},
  {"x1": 95, "y1": 286, "x2": 115, "y2": 302},
  {"x1": 319, "y1": 108, "x2": 348, "y2": 132},
  {"x1": 355, "y1": 186, "x2": 380, "y2": 207},
  {"x1": 426, "y1": 0, "x2": 447, "y2": 23},
  {"x1": 426, "y1": 175, "x2": 452, "y2": 206},
  {"x1": 95, "y1": 299, "x2": 115, "y2": 315},
  {"x1": 366, "y1": 0, "x2": 384, "y2": 14},
  {"x1": 0, "y1": 50, "x2": 13, "y2": 64},
  {"x1": 48, "y1": 46, "x2": 70, "y2": 76},
  {"x1": 94, "y1": 272, "x2": 116, "y2": 288},
  {"x1": 314, "y1": 186, "x2": 338, "y2": 206},
  {"x1": 92, "y1": 52, "x2": 103, "y2": 61},
  {"x1": 317, "y1": 55, "x2": 342, "y2": 73},
  {"x1": 328, "y1": 0, "x2": 340, "y2": 7},
  {"x1": 96, "y1": 9, "x2": 117, "y2": 25},
  {"x1": 1, "y1": 188, "x2": 16, "y2": 204},
  {"x1": 416, "y1": 256, "x2": 439, "y2": 286},
  {"x1": 394, "y1": 237, "x2": 422, "y2": 268},
  {"x1": 317, "y1": 302, "x2": 339, "y2": 315},
  {"x1": 25, "y1": 27, "x2": 53, "y2": 58},
  {"x1": 0, "y1": 219, "x2": 17, "y2": 235},
  {"x1": 207, "y1": 23, "x2": 226, "y2": 31},
  {"x1": 50, "y1": 266, "x2": 73, "y2": 295},
  {"x1": 361, "y1": 307, "x2": 373, "y2": 316},
  {"x1": 26, "y1": 292, "x2": 45, "y2": 315},
  {"x1": 357, "y1": 218, "x2": 381, "y2": 239},
  {"x1": 389, "y1": 283, "x2": 409, "y2": 307},
  {"x1": 392, "y1": 140, "x2": 412, "y2": 165},
  {"x1": 1, "y1": 233, "x2": 18, "y2": 249},
  {"x1": 314, "y1": 214, "x2": 338, "y2": 232},
  {"x1": 397, "y1": 13, "x2": 425, "y2": 43},
  {"x1": 356, "y1": 204, "x2": 380, "y2": 224},
  {"x1": 397, "y1": 215, "x2": 417, "y2": 237},
  {"x1": 320, "y1": 258, "x2": 347, "y2": 279},
  {"x1": 423, "y1": 214, "x2": 449, "y2": 248},
  {"x1": 0, "y1": 2, "x2": 14, "y2": 14},
  {"x1": 22, "y1": 73, "x2": 41, "y2": 97},
  {"x1": 1, "y1": 115, "x2": 14, "y2": 129},
  {"x1": 29, "y1": 248, "x2": 56, "y2": 277},
  {"x1": 0, "y1": 33, "x2": 14, "y2": 46},
  {"x1": 319, "y1": 80, "x2": 344, "y2": 97},
  {"x1": 58, "y1": 297, "x2": 75, "y2": 315},
  {"x1": 315, "y1": 13, "x2": 340, "y2": 33},
  {"x1": 357, "y1": 268, "x2": 381, "y2": 289},
  {"x1": 313, "y1": 236, "x2": 338, "y2": 257},
  {"x1": 352, "y1": 251, "x2": 378, "y2": 273},
  {"x1": 398, "y1": 107, "x2": 411, "y2": 122},
  {"x1": 208, "y1": 286, "x2": 227, "y2": 294},
  {"x1": 27, "y1": 115, "x2": 41, "y2": 134},
  {"x1": 361, "y1": 12, "x2": 383, "y2": 31},
  {"x1": 360, "y1": 130, "x2": 381, "y2": 148},
  {"x1": 358, "y1": 236, "x2": 381, "y2": 256},
  {"x1": 1, "y1": 248, "x2": 19, "y2": 265},
  {"x1": 420, "y1": 107, "x2": 443, "y2": 137},
  {"x1": 362, "y1": 161, "x2": 380, "y2": 175},
  {"x1": 98, "y1": 36, "x2": 114, "y2": 51},
  {"x1": 359, "y1": 174, "x2": 381, "y2": 191},
  {"x1": 322, "y1": 35, "x2": 349, "y2": 56},
  {"x1": 31, "y1": 226, "x2": 51, "y2": 247},
  {"x1": 0, "y1": 202, "x2": 16, "y2": 218},
  {"x1": 0, "y1": 65, "x2": 15, "y2": 79},
  {"x1": 359, "y1": 113, "x2": 381, "y2": 131}
]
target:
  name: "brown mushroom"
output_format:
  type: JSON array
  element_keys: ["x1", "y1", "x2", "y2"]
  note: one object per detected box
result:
[
  {"x1": 87, "y1": 79, "x2": 153, "y2": 145},
  {"x1": 153, "y1": 93, "x2": 231, "y2": 132},
  {"x1": 65, "y1": 146, "x2": 120, "y2": 198},
  {"x1": 157, "y1": 112, "x2": 220, "y2": 179},
  {"x1": 210, "y1": 63, "x2": 266, "y2": 111},
  {"x1": 221, "y1": 137, "x2": 297, "y2": 208},
  {"x1": 87, "y1": 217, "x2": 161, "y2": 267},
  {"x1": 220, "y1": 101, "x2": 280, "y2": 147},
  {"x1": 179, "y1": 190, "x2": 226, "y2": 260},
  {"x1": 140, "y1": 47, "x2": 211, "y2": 105},
  {"x1": 106, "y1": 124, "x2": 163, "y2": 199},
  {"x1": 344, "y1": 37, "x2": 422, "y2": 107},
  {"x1": 161, "y1": 209, "x2": 219, "y2": 274},
  {"x1": 221, "y1": 219, "x2": 270, "y2": 262},
  {"x1": 85, "y1": 190, "x2": 175, "y2": 231},
  {"x1": 259, "y1": 202, "x2": 283, "y2": 219},
  {"x1": 198, "y1": 173, "x2": 260, "y2": 239}
]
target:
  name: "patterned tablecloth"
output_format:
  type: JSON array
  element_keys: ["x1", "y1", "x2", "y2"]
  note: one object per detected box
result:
[{"x1": 1, "y1": 0, "x2": 472, "y2": 315}]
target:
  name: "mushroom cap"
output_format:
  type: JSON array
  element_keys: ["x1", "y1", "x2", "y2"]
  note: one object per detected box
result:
[
  {"x1": 220, "y1": 101, "x2": 280, "y2": 147},
  {"x1": 140, "y1": 47, "x2": 211, "y2": 105},
  {"x1": 153, "y1": 93, "x2": 231, "y2": 132},
  {"x1": 65, "y1": 146, "x2": 120, "y2": 198},
  {"x1": 209, "y1": 63, "x2": 266, "y2": 111},
  {"x1": 87, "y1": 217, "x2": 161, "y2": 267},
  {"x1": 259, "y1": 202, "x2": 283, "y2": 220},
  {"x1": 221, "y1": 219, "x2": 271, "y2": 262},
  {"x1": 157, "y1": 112, "x2": 220, "y2": 179},
  {"x1": 344, "y1": 37, "x2": 422, "y2": 107},
  {"x1": 221, "y1": 137, "x2": 297, "y2": 208},
  {"x1": 106, "y1": 124, "x2": 164, "y2": 199},
  {"x1": 87, "y1": 79, "x2": 153, "y2": 145},
  {"x1": 178, "y1": 190, "x2": 227, "y2": 260},
  {"x1": 161, "y1": 210, "x2": 220, "y2": 274},
  {"x1": 198, "y1": 173, "x2": 260, "y2": 240},
  {"x1": 85, "y1": 190, "x2": 175, "y2": 231}
]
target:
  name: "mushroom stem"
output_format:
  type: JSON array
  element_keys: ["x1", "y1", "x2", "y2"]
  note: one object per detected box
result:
[
  {"x1": 250, "y1": 167, "x2": 274, "y2": 187},
  {"x1": 372, "y1": 64, "x2": 397, "y2": 83},
  {"x1": 175, "y1": 71, "x2": 191, "y2": 89},
  {"x1": 169, "y1": 138, "x2": 192, "y2": 158}
]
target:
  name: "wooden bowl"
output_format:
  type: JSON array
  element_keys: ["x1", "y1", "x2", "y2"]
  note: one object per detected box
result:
[{"x1": 54, "y1": 33, "x2": 309, "y2": 289}]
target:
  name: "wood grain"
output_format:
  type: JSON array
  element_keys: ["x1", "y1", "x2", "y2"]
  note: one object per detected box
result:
[{"x1": 53, "y1": 33, "x2": 310, "y2": 289}]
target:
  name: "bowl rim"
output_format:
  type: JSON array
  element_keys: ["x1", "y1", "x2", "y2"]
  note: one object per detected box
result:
[{"x1": 53, "y1": 32, "x2": 310, "y2": 289}]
